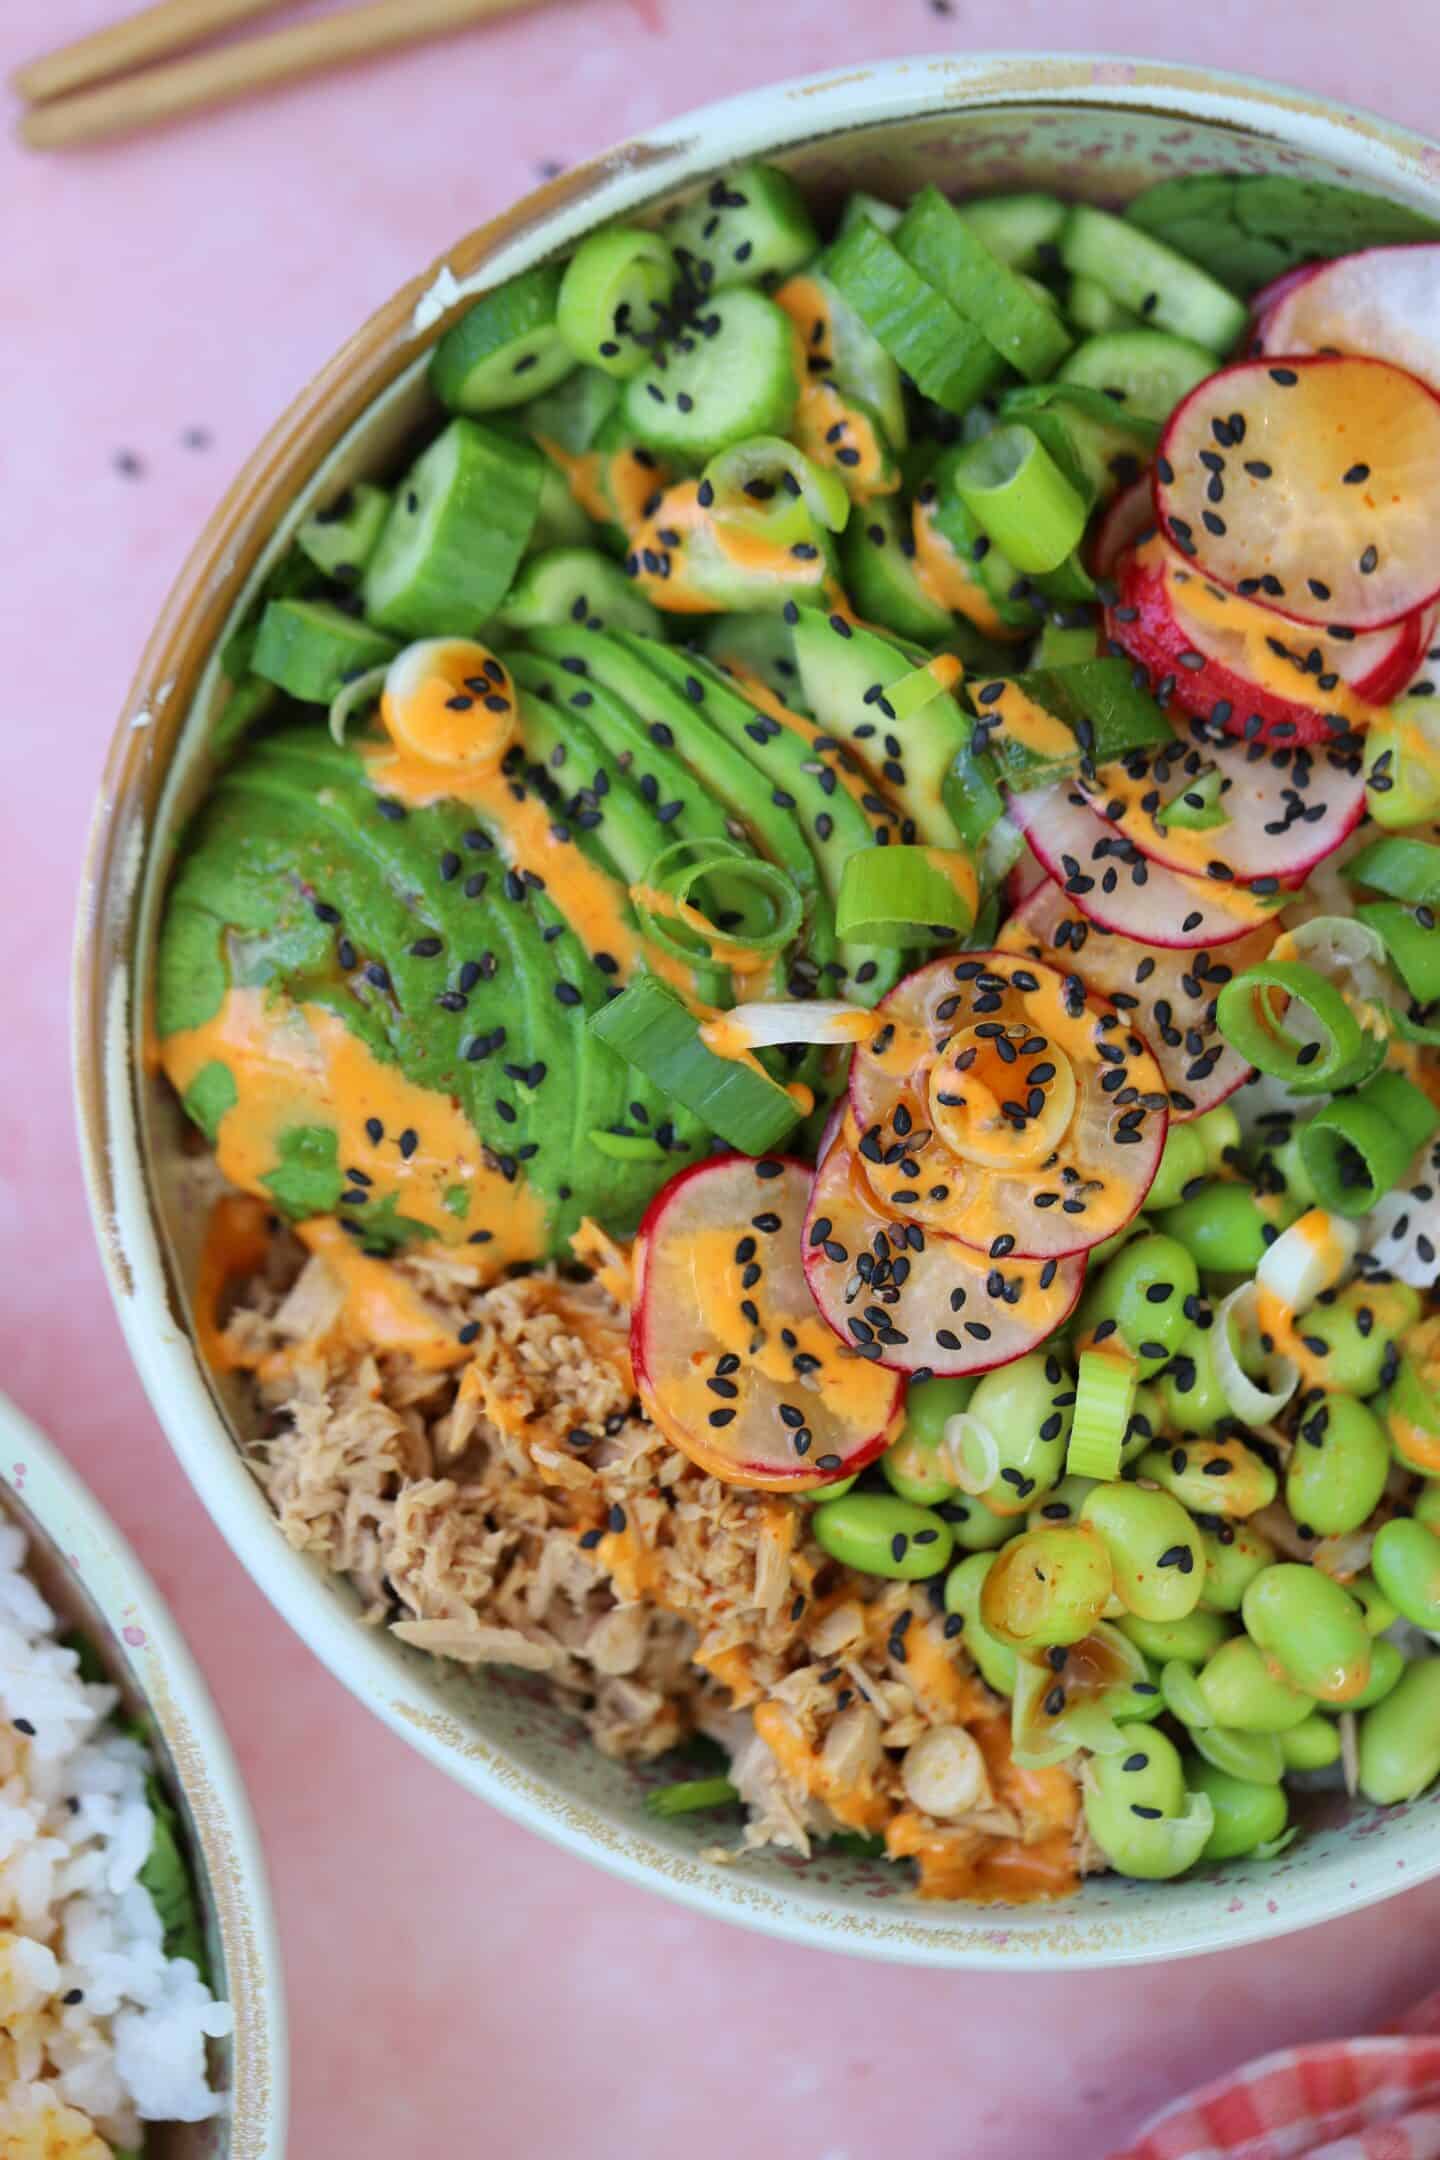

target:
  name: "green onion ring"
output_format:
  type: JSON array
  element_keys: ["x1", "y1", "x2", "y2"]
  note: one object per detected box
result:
[
  {"x1": 1297, "y1": 1070, "x2": 1440, "y2": 1216},
  {"x1": 1346, "y1": 837, "x2": 1440, "y2": 907},
  {"x1": 633, "y1": 837, "x2": 804, "y2": 966},
  {"x1": 1214, "y1": 961, "x2": 1383, "y2": 1094},
  {"x1": 1067, "y1": 1348, "x2": 1137, "y2": 1481},
  {"x1": 1354, "y1": 901, "x2": 1440, "y2": 1006},
  {"x1": 835, "y1": 844, "x2": 976, "y2": 949},
  {"x1": 328, "y1": 664, "x2": 389, "y2": 747}
]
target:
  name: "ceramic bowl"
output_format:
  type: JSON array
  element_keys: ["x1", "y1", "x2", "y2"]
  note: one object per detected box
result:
[
  {"x1": 0, "y1": 1390, "x2": 286, "y2": 2152},
  {"x1": 75, "y1": 54, "x2": 1440, "y2": 1966}
]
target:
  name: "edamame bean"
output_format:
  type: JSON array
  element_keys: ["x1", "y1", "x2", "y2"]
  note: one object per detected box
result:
[
  {"x1": 1193, "y1": 1725, "x2": 1285, "y2": 1784},
  {"x1": 1139, "y1": 1436, "x2": 1277, "y2": 1521},
  {"x1": 1371, "y1": 1516, "x2": 1440, "y2": 1631},
  {"x1": 1198, "y1": 1520, "x2": 1276, "y2": 1613},
  {"x1": 882, "y1": 1437, "x2": 957, "y2": 1506},
  {"x1": 1190, "y1": 1104, "x2": 1241, "y2": 1171},
  {"x1": 1359, "y1": 1656, "x2": 1440, "y2": 1804},
  {"x1": 943, "y1": 1552, "x2": 1018, "y2": 1695},
  {"x1": 1080, "y1": 1482, "x2": 1204, "y2": 1622},
  {"x1": 1078, "y1": 1234, "x2": 1200, "y2": 1378},
  {"x1": 1284, "y1": 1394, "x2": 1390, "y2": 1539},
  {"x1": 1159, "y1": 1322, "x2": 1230, "y2": 1433},
  {"x1": 1189, "y1": 1760, "x2": 1289, "y2": 1861},
  {"x1": 1260, "y1": 1131, "x2": 1318, "y2": 1210},
  {"x1": 1083, "y1": 1727, "x2": 1214, "y2": 1880},
  {"x1": 905, "y1": 1375, "x2": 978, "y2": 1446},
  {"x1": 811, "y1": 1493, "x2": 954, "y2": 1581},
  {"x1": 1027, "y1": 1475, "x2": 1096, "y2": 1531},
  {"x1": 1326, "y1": 1634, "x2": 1404, "y2": 1712},
  {"x1": 937, "y1": 1493, "x2": 1017, "y2": 1551},
  {"x1": 1119, "y1": 1607, "x2": 1229, "y2": 1666},
  {"x1": 1414, "y1": 1483, "x2": 1440, "y2": 1537},
  {"x1": 965, "y1": 1353, "x2": 1074, "y2": 1516},
  {"x1": 882, "y1": 1377, "x2": 980, "y2": 1503},
  {"x1": 800, "y1": 1473, "x2": 857, "y2": 1501},
  {"x1": 1156, "y1": 1181, "x2": 1270, "y2": 1274},
  {"x1": 1121, "y1": 1384, "x2": 1163, "y2": 1467},
  {"x1": 1115, "y1": 1665, "x2": 1167, "y2": 1724},
  {"x1": 1159, "y1": 1658, "x2": 1212, "y2": 1729},
  {"x1": 1143, "y1": 1122, "x2": 1209, "y2": 1212},
  {"x1": 1293, "y1": 1283, "x2": 1420, "y2": 1398},
  {"x1": 1280, "y1": 1715, "x2": 1342, "y2": 1772},
  {"x1": 1242, "y1": 1564, "x2": 1372, "y2": 1704},
  {"x1": 1351, "y1": 1573, "x2": 1399, "y2": 1636},
  {"x1": 1197, "y1": 1637, "x2": 1315, "y2": 1732},
  {"x1": 980, "y1": 1527, "x2": 1114, "y2": 1649}
]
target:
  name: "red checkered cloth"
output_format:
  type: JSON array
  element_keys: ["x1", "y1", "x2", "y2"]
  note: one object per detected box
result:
[{"x1": 1112, "y1": 1994, "x2": 1440, "y2": 2159}]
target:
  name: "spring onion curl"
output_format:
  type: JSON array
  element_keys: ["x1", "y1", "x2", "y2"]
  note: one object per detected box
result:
[
  {"x1": 701, "y1": 435, "x2": 850, "y2": 533},
  {"x1": 328, "y1": 664, "x2": 389, "y2": 746},
  {"x1": 1298, "y1": 1070, "x2": 1440, "y2": 1216},
  {"x1": 1214, "y1": 956, "x2": 1387, "y2": 1094},
  {"x1": 1256, "y1": 1207, "x2": 1359, "y2": 1310},
  {"x1": 631, "y1": 836, "x2": 804, "y2": 966},
  {"x1": 1214, "y1": 1282, "x2": 1300, "y2": 1422},
  {"x1": 835, "y1": 844, "x2": 977, "y2": 948}
]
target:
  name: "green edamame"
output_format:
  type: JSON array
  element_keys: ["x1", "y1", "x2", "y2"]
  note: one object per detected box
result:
[
  {"x1": 882, "y1": 1376, "x2": 979, "y2": 1503},
  {"x1": 1190, "y1": 1104, "x2": 1241, "y2": 1171},
  {"x1": 1121, "y1": 1384, "x2": 1163, "y2": 1467},
  {"x1": 1359, "y1": 1657, "x2": 1440, "y2": 1804},
  {"x1": 1138, "y1": 1436, "x2": 1277, "y2": 1521},
  {"x1": 1083, "y1": 1727, "x2": 1214, "y2": 1880},
  {"x1": 965, "y1": 1353, "x2": 1074, "y2": 1516},
  {"x1": 1325, "y1": 1634, "x2": 1404, "y2": 1712},
  {"x1": 1155, "y1": 1180, "x2": 1270, "y2": 1274},
  {"x1": 1280, "y1": 1715, "x2": 1342, "y2": 1772},
  {"x1": 1293, "y1": 1283, "x2": 1420, "y2": 1399},
  {"x1": 1191, "y1": 1724, "x2": 1285, "y2": 1784},
  {"x1": 1027, "y1": 1475, "x2": 1096, "y2": 1531},
  {"x1": 1371, "y1": 1516, "x2": 1440, "y2": 1631},
  {"x1": 811, "y1": 1493, "x2": 954, "y2": 1581},
  {"x1": 980, "y1": 1526, "x2": 1114, "y2": 1649},
  {"x1": 1119, "y1": 1607, "x2": 1229, "y2": 1666},
  {"x1": 1198, "y1": 1521, "x2": 1276, "y2": 1613},
  {"x1": 1159, "y1": 1657, "x2": 1212, "y2": 1729},
  {"x1": 1284, "y1": 1394, "x2": 1390, "y2": 1538},
  {"x1": 1242, "y1": 1565, "x2": 1372, "y2": 1705},
  {"x1": 943, "y1": 1552, "x2": 1019, "y2": 1695},
  {"x1": 1078, "y1": 1234, "x2": 1200, "y2": 1379},
  {"x1": 1197, "y1": 1636, "x2": 1314, "y2": 1732},
  {"x1": 1260, "y1": 1131, "x2": 1318, "y2": 1210},
  {"x1": 1414, "y1": 1483, "x2": 1440, "y2": 1537},
  {"x1": 1189, "y1": 1760, "x2": 1289, "y2": 1861},
  {"x1": 937, "y1": 1494, "x2": 1017, "y2": 1551},
  {"x1": 1080, "y1": 1481, "x2": 1204, "y2": 1622},
  {"x1": 1143, "y1": 1123, "x2": 1208, "y2": 1212},
  {"x1": 1351, "y1": 1573, "x2": 1399, "y2": 1636},
  {"x1": 1159, "y1": 1322, "x2": 1230, "y2": 1433},
  {"x1": 904, "y1": 1376, "x2": 978, "y2": 1446}
]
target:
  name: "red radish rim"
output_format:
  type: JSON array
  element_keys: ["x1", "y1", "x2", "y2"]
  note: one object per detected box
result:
[
  {"x1": 1257, "y1": 244, "x2": 1440, "y2": 395},
  {"x1": 1153, "y1": 353, "x2": 1440, "y2": 633},
  {"x1": 1245, "y1": 260, "x2": 1323, "y2": 352},
  {"x1": 1092, "y1": 475, "x2": 1157, "y2": 579}
]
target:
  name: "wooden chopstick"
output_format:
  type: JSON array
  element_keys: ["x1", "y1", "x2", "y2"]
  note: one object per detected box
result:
[
  {"x1": 17, "y1": 0, "x2": 562, "y2": 151},
  {"x1": 12, "y1": 0, "x2": 292, "y2": 106}
]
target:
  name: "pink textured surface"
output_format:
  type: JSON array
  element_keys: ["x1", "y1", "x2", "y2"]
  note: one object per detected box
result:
[{"x1": 6, "y1": 6, "x2": 1440, "y2": 2155}]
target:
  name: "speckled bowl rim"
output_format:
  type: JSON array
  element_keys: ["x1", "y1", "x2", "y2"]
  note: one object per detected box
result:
[
  {"x1": 75, "y1": 54, "x2": 1440, "y2": 1968},
  {"x1": 0, "y1": 1390, "x2": 287, "y2": 2154}
]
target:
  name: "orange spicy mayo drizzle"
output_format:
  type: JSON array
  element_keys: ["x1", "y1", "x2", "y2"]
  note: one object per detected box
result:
[
  {"x1": 773, "y1": 276, "x2": 900, "y2": 506},
  {"x1": 911, "y1": 494, "x2": 1026, "y2": 643},
  {"x1": 535, "y1": 437, "x2": 665, "y2": 530}
]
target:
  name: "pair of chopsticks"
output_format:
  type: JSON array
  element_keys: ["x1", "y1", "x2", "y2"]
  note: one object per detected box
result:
[{"x1": 13, "y1": 0, "x2": 560, "y2": 151}]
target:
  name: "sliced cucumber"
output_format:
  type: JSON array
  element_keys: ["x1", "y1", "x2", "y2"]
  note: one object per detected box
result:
[
  {"x1": 895, "y1": 186, "x2": 1073, "y2": 382},
  {"x1": 556, "y1": 226, "x2": 678, "y2": 377},
  {"x1": 824, "y1": 216, "x2": 1006, "y2": 414},
  {"x1": 776, "y1": 269, "x2": 908, "y2": 450},
  {"x1": 363, "y1": 418, "x2": 543, "y2": 637},
  {"x1": 1058, "y1": 328, "x2": 1216, "y2": 426},
  {"x1": 621, "y1": 289, "x2": 799, "y2": 459},
  {"x1": 956, "y1": 193, "x2": 1067, "y2": 271},
  {"x1": 297, "y1": 483, "x2": 391, "y2": 584},
  {"x1": 999, "y1": 381, "x2": 1155, "y2": 501},
  {"x1": 1059, "y1": 206, "x2": 1248, "y2": 353},
  {"x1": 664, "y1": 162, "x2": 818, "y2": 290},
  {"x1": 251, "y1": 599, "x2": 397, "y2": 705},
  {"x1": 527, "y1": 459, "x2": 598, "y2": 551},
  {"x1": 837, "y1": 190, "x2": 904, "y2": 239},
  {"x1": 842, "y1": 496, "x2": 953, "y2": 644},
  {"x1": 499, "y1": 546, "x2": 661, "y2": 636},
  {"x1": 519, "y1": 364, "x2": 620, "y2": 453},
  {"x1": 430, "y1": 263, "x2": 574, "y2": 413},
  {"x1": 1068, "y1": 273, "x2": 1142, "y2": 337}
]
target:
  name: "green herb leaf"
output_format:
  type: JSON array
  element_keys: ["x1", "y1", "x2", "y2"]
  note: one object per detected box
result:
[{"x1": 1126, "y1": 175, "x2": 1440, "y2": 296}]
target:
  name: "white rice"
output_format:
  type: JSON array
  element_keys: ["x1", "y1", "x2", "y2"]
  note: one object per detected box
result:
[{"x1": 0, "y1": 1520, "x2": 233, "y2": 2153}]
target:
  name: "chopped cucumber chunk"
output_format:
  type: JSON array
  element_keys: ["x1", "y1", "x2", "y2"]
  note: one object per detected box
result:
[
  {"x1": 430, "y1": 262, "x2": 574, "y2": 413},
  {"x1": 665, "y1": 161, "x2": 819, "y2": 289},
  {"x1": 621, "y1": 289, "x2": 799, "y2": 459},
  {"x1": 364, "y1": 418, "x2": 544, "y2": 636}
]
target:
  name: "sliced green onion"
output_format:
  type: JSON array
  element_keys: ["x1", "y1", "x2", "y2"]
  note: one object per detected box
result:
[
  {"x1": 1346, "y1": 837, "x2": 1440, "y2": 907},
  {"x1": 1067, "y1": 1349, "x2": 1137, "y2": 1481},
  {"x1": 644, "y1": 1775, "x2": 740, "y2": 1819},
  {"x1": 885, "y1": 659, "x2": 962, "y2": 723},
  {"x1": 1396, "y1": 1008, "x2": 1440, "y2": 1047},
  {"x1": 1363, "y1": 696, "x2": 1440, "y2": 830},
  {"x1": 1214, "y1": 961, "x2": 1383, "y2": 1094},
  {"x1": 1156, "y1": 763, "x2": 1227, "y2": 831},
  {"x1": 588, "y1": 1129, "x2": 669, "y2": 1161},
  {"x1": 1354, "y1": 901, "x2": 1440, "y2": 1005},
  {"x1": 952, "y1": 422, "x2": 1088, "y2": 574},
  {"x1": 633, "y1": 836, "x2": 804, "y2": 965},
  {"x1": 587, "y1": 974, "x2": 803, "y2": 1154},
  {"x1": 702, "y1": 434, "x2": 850, "y2": 533},
  {"x1": 941, "y1": 1413, "x2": 1000, "y2": 1495},
  {"x1": 969, "y1": 659, "x2": 1174, "y2": 793},
  {"x1": 836, "y1": 845, "x2": 977, "y2": 948},
  {"x1": 1256, "y1": 1207, "x2": 1359, "y2": 1310},
  {"x1": 1297, "y1": 1070, "x2": 1440, "y2": 1216},
  {"x1": 1214, "y1": 1283, "x2": 1299, "y2": 1422},
  {"x1": 328, "y1": 664, "x2": 389, "y2": 746},
  {"x1": 556, "y1": 226, "x2": 677, "y2": 378}
]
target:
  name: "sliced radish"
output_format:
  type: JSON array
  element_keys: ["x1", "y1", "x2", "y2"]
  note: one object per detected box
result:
[
  {"x1": 846, "y1": 952, "x2": 1167, "y2": 1259},
  {"x1": 1078, "y1": 730, "x2": 1363, "y2": 889},
  {"x1": 1000, "y1": 877, "x2": 1276, "y2": 1118},
  {"x1": 1007, "y1": 782, "x2": 1282, "y2": 949},
  {"x1": 802, "y1": 1135, "x2": 1085, "y2": 1377},
  {"x1": 1257, "y1": 245, "x2": 1440, "y2": 399},
  {"x1": 1006, "y1": 849, "x2": 1049, "y2": 913},
  {"x1": 1091, "y1": 475, "x2": 1157, "y2": 579},
  {"x1": 631, "y1": 1155, "x2": 902, "y2": 1491},
  {"x1": 1154, "y1": 354, "x2": 1440, "y2": 631},
  {"x1": 1246, "y1": 261, "x2": 1323, "y2": 352},
  {"x1": 1105, "y1": 535, "x2": 1421, "y2": 747}
]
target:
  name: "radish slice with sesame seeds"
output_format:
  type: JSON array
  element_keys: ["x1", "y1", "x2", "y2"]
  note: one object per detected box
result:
[
  {"x1": 1105, "y1": 534, "x2": 1425, "y2": 748},
  {"x1": 846, "y1": 951, "x2": 1168, "y2": 1260},
  {"x1": 1246, "y1": 261, "x2": 1324, "y2": 351},
  {"x1": 1256, "y1": 245, "x2": 1440, "y2": 398},
  {"x1": 802, "y1": 1132, "x2": 1085, "y2": 1377},
  {"x1": 1091, "y1": 474, "x2": 1158, "y2": 579},
  {"x1": 998, "y1": 876, "x2": 1276, "y2": 1119},
  {"x1": 630, "y1": 1154, "x2": 901, "y2": 1491},
  {"x1": 1006, "y1": 781, "x2": 1282, "y2": 950},
  {"x1": 1075, "y1": 720, "x2": 1365, "y2": 888},
  {"x1": 1154, "y1": 354, "x2": 1440, "y2": 631}
]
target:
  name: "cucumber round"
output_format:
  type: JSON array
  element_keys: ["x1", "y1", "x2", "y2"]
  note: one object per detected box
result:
[
  {"x1": 664, "y1": 162, "x2": 818, "y2": 291},
  {"x1": 363, "y1": 418, "x2": 544, "y2": 637},
  {"x1": 842, "y1": 497, "x2": 953, "y2": 644},
  {"x1": 498, "y1": 546, "x2": 661, "y2": 636},
  {"x1": 430, "y1": 263, "x2": 574, "y2": 414},
  {"x1": 621, "y1": 290, "x2": 799, "y2": 459},
  {"x1": 297, "y1": 482, "x2": 391, "y2": 584},
  {"x1": 251, "y1": 599, "x2": 397, "y2": 705},
  {"x1": 1058, "y1": 329, "x2": 1216, "y2": 426},
  {"x1": 556, "y1": 227, "x2": 678, "y2": 378}
]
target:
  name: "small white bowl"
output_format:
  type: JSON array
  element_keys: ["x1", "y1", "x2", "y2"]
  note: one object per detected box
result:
[
  {"x1": 0, "y1": 1390, "x2": 287, "y2": 2156},
  {"x1": 76, "y1": 54, "x2": 1440, "y2": 1966}
]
